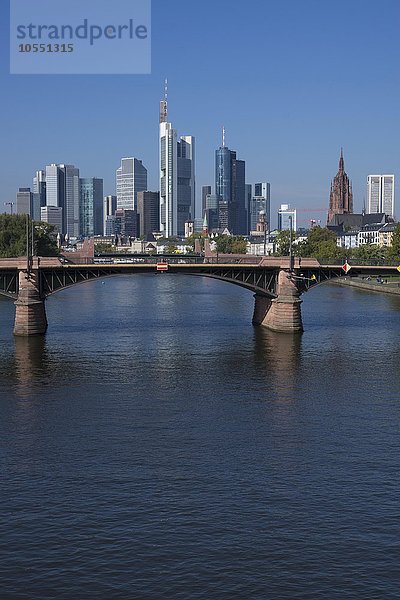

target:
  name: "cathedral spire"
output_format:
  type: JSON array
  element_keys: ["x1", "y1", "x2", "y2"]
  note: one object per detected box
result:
[
  {"x1": 339, "y1": 148, "x2": 344, "y2": 172},
  {"x1": 328, "y1": 149, "x2": 353, "y2": 224}
]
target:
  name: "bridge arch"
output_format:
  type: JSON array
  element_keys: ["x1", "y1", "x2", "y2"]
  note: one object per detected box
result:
[{"x1": 2, "y1": 258, "x2": 399, "y2": 336}]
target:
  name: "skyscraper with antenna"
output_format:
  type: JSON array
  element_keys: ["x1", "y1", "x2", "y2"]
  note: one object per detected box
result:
[
  {"x1": 159, "y1": 80, "x2": 195, "y2": 237},
  {"x1": 215, "y1": 127, "x2": 247, "y2": 234}
]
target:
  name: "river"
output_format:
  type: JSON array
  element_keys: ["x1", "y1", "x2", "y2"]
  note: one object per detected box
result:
[{"x1": 1, "y1": 274, "x2": 400, "y2": 599}]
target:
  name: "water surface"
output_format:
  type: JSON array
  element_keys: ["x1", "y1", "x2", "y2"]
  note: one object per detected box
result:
[{"x1": 1, "y1": 275, "x2": 400, "y2": 599}]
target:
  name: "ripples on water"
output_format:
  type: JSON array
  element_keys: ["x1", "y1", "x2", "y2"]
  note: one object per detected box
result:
[{"x1": 1, "y1": 275, "x2": 400, "y2": 599}]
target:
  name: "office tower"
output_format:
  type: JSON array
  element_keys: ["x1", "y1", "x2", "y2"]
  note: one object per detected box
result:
[
  {"x1": 328, "y1": 149, "x2": 353, "y2": 223},
  {"x1": 16, "y1": 188, "x2": 40, "y2": 220},
  {"x1": 137, "y1": 191, "x2": 160, "y2": 237},
  {"x1": 32, "y1": 170, "x2": 46, "y2": 207},
  {"x1": 45, "y1": 164, "x2": 65, "y2": 207},
  {"x1": 105, "y1": 215, "x2": 116, "y2": 236},
  {"x1": 159, "y1": 84, "x2": 195, "y2": 237},
  {"x1": 103, "y1": 195, "x2": 117, "y2": 235},
  {"x1": 245, "y1": 184, "x2": 252, "y2": 233},
  {"x1": 177, "y1": 136, "x2": 195, "y2": 235},
  {"x1": 45, "y1": 163, "x2": 80, "y2": 236},
  {"x1": 215, "y1": 135, "x2": 246, "y2": 234},
  {"x1": 63, "y1": 164, "x2": 80, "y2": 237},
  {"x1": 367, "y1": 175, "x2": 395, "y2": 218},
  {"x1": 41, "y1": 206, "x2": 63, "y2": 232},
  {"x1": 115, "y1": 208, "x2": 138, "y2": 239},
  {"x1": 202, "y1": 185, "x2": 211, "y2": 216},
  {"x1": 278, "y1": 204, "x2": 297, "y2": 231},
  {"x1": 116, "y1": 158, "x2": 147, "y2": 211},
  {"x1": 205, "y1": 193, "x2": 219, "y2": 230},
  {"x1": 79, "y1": 178, "x2": 104, "y2": 238},
  {"x1": 249, "y1": 182, "x2": 271, "y2": 232}
]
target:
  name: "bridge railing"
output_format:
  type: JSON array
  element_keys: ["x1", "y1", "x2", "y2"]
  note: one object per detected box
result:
[
  {"x1": 318, "y1": 257, "x2": 400, "y2": 267},
  {"x1": 94, "y1": 254, "x2": 205, "y2": 265}
]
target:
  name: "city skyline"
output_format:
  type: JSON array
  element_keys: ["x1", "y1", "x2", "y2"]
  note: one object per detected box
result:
[{"x1": 1, "y1": 0, "x2": 400, "y2": 228}]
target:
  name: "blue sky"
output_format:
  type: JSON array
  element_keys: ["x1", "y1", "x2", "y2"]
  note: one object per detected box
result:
[{"x1": 1, "y1": 0, "x2": 399, "y2": 227}]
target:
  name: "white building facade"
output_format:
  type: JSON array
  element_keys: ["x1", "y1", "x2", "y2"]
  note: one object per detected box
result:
[
  {"x1": 116, "y1": 158, "x2": 147, "y2": 212},
  {"x1": 278, "y1": 204, "x2": 297, "y2": 231},
  {"x1": 159, "y1": 96, "x2": 195, "y2": 238},
  {"x1": 367, "y1": 174, "x2": 395, "y2": 218}
]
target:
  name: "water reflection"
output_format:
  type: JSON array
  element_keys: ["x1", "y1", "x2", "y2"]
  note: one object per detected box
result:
[
  {"x1": 253, "y1": 327, "x2": 302, "y2": 402},
  {"x1": 13, "y1": 335, "x2": 48, "y2": 397}
]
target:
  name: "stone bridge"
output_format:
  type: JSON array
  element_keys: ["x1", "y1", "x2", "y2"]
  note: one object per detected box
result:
[{"x1": 0, "y1": 256, "x2": 398, "y2": 335}]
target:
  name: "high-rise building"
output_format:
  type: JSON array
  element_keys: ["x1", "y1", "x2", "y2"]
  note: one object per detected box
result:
[
  {"x1": 159, "y1": 86, "x2": 195, "y2": 237},
  {"x1": 201, "y1": 185, "x2": 211, "y2": 216},
  {"x1": 41, "y1": 206, "x2": 63, "y2": 232},
  {"x1": 79, "y1": 178, "x2": 104, "y2": 237},
  {"x1": 16, "y1": 188, "x2": 31, "y2": 215},
  {"x1": 137, "y1": 191, "x2": 160, "y2": 237},
  {"x1": 177, "y1": 136, "x2": 195, "y2": 235},
  {"x1": 328, "y1": 149, "x2": 353, "y2": 223},
  {"x1": 116, "y1": 158, "x2": 147, "y2": 211},
  {"x1": 115, "y1": 208, "x2": 138, "y2": 239},
  {"x1": 63, "y1": 164, "x2": 80, "y2": 238},
  {"x1": 249, "y1": 182, "x2": 271, "y2": 233},
  {"x1": 32, "y1": 170, "x2": 46, "y2": 207},
  {"x1": 205, "y1": 193, "x2": 219, "y2": 230},
  {"x1": 103, "y1": 195, "x2": 117, "y2": 235},
  {"x1": 45, "y1": 164, "x2": 65, "y2": 208},
  {"x1": 245, "y1": 184, "x2": 252, "y2": 233},
  {"x1": 278, "y1": 204, "x2": 297, "y2": 231},
  {"x1": 16, "y1": 188, "x2": 40, "y2": 220},
  {"x1": 215, "y1": 137, "x2": 246, "y2": 234},
  {"x1": 45, "y1": 163, "x2": 80, "y2": 236},
  {"x1": 367, "y1": 175, "x2": 395, "y2": 218},
  {"x1": 105, "y1": 215, "x2": 116, "y2": 236}
]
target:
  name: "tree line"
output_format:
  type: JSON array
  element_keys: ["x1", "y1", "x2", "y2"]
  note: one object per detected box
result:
[
  {"x1": 0, "y1": 215, "x2": 59, "y2": 258},
  {"x1": 274, "y1": 225, "x2": 400, "y2": 261}
]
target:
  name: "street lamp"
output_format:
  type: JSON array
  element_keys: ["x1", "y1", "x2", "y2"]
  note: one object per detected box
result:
[{"x1": 289, "y1": 215, "x2": 294, "y2": 271}]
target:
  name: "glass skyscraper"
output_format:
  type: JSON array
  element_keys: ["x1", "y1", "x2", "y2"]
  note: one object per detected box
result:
[
  {"x1": 249, "y1": 182, "x2": 271, "y2": 232},
  {"x1": 215, "y1": 144, "x2": 246, "y2": 234},
  {"x1": 79, "y1": 178, "x2": 104, "y2": 238}
]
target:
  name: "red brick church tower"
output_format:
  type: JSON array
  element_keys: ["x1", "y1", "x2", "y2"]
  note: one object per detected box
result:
[{"x1": 328, "y1": 149, "x2": 353, "y2": 223}]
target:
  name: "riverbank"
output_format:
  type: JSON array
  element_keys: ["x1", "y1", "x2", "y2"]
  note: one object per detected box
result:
[{"x1": 331, "y1": 276, "x2": 400, "y2": 295}]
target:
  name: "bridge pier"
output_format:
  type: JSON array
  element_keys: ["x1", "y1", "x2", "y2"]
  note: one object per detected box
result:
[
  {"x1": 14, "y1": 270, "x2": 47, "y2": 336},
  {"x1": 253, "y1": 270, "x2": 303, "y2": 333},
  {"x1": 252, "y1": 295, "x2": 272, "y2": 325}
]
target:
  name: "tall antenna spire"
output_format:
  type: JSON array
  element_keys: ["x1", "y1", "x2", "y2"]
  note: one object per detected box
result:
[
  {"x1": 159, "y1": 78, "x2": 168, "y2": 124},
  {"x1": 222, "y1": 125, "x2": 225, "y2": 147}
]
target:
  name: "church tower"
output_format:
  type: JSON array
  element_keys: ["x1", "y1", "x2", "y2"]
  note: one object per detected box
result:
[{"x1": 328, "y1": 149, "x2": 353, "y2": 223}]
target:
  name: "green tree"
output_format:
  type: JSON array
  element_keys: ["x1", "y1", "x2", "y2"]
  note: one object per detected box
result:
[
  {"x1": 387, "y1": 224, "x2": 400, "y2": 259},
  {"x1": 186, "y1": 233, "x2": 205, "y2": 252},
  {"x1": 301, "y1": 226, "x2": 336, "y2": 256},
  {"x1": 95, "y1": 242, "x2": 114, "y2": 253},
  {"x1": 274, "y1": 230, "x2": 297, "y2": 256},
  {"x1": 351, "y1": 244, "x2": 386, "y2": 262},
  {"x1": 0, "y1": 215, "x2": 58, "y2": 258},
  {"x1": 215, "y1": 235, "x2": 247, "y2": 254},
  {"x1": 297, "y1": 226, "x2": 348, "y2": 260},
  {"x1": 34, "y1": 222, "x2": 60, "y2": 256}
]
